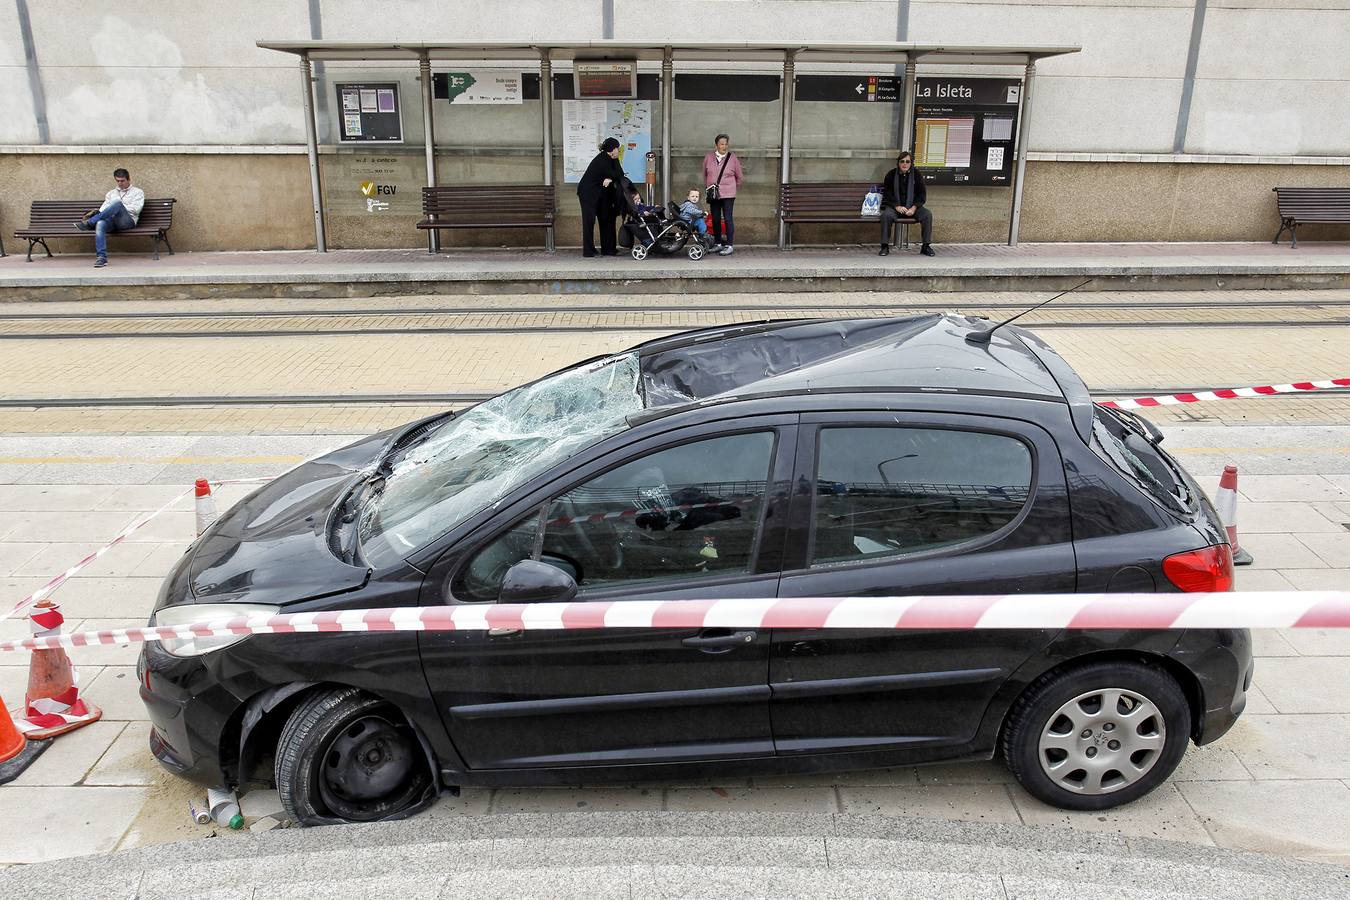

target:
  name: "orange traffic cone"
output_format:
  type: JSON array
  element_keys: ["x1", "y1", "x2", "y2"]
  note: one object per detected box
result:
[
  {"x1": 0, "y1": 690, "x2": 50, "y2": 784},
  {"x1": 1215, "y1": 465, "x2": 1254, "y2": 566},
  {"x1": 13, "y1": 600, "x2": 102, "y2": 739},
  {"x1": 195, "y1": 478, "x2": 218, "y2": 536}
]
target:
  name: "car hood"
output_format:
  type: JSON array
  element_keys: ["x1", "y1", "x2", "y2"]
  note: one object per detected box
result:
[{"x1": 186, "y1": 431, "x2": 393, "y2": 605}]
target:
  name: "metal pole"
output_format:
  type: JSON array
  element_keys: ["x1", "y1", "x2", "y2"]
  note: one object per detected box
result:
[
  {"x1": 300, "y1": 52, "x2": 327, "y2": 252},
  {"x1": 776, "y1": 50, "x2": 796, "y2": 250},
  {"x1": 1008, "y1": 61, "x2": 1036, "y2": 247},
  {"x1": 899, "y1": 57, "x2": 917, "y2": 151},
  {"x1": 661, "y1": 47, "x2": 673, "y2": 207},
  {"x1": 420, "y1": 52, "x2": 439, "y2": 253},
  {"x1": 540, "y1": 51, "x2": 555, "y2": 252}
]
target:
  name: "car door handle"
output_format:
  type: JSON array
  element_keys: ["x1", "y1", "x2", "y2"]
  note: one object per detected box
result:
[
  {"x1": 488, "y1": 627, "x2": 522, "y2": 637},
  {"x1": 682, "y1": 630, "x2": 757, "y2": 653}
]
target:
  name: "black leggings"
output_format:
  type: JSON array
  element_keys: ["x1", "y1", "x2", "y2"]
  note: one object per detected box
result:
[{"x1": 710, "y1": 197, "x2": 735, "y2": 245}]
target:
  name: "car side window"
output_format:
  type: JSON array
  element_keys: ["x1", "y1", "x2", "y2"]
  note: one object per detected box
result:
[
  {"x1": 453, "y1": 431, "x2": 777, "y2": 601},
  {"x1": 542, "y1": 431, "x2": 775, "y2": 590},
  {"x1": 811, "y1": 426, "x2": 1032, "y2": 566}
]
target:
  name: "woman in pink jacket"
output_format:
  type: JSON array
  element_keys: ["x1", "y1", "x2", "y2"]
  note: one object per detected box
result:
[{"x1": 702, "y1": 133, "x2": 744, "y2": 255}]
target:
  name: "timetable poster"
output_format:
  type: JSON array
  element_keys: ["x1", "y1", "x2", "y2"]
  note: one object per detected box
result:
[
  {"x1": 912, "y1": 78, "x2": 1021, "y2": 186},
  {"x1": 336, "y1": 82, "x2": 404, "y2": 143}
]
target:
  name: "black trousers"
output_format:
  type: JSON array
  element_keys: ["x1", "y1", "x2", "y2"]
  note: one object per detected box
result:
[
  {"x1": 580, "y1": 196, "x2": 617, "y2": 255},
  {"x1": 710, "y1": 197, "x2": 735, "y2": 245},
  {"x1": 881, "y1": 205, "x2": 933, "y2": 246}
]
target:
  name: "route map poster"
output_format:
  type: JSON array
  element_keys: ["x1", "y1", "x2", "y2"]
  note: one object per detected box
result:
[
  {"x1": 912, "y1": 78, "x2": 1021, "y2": 187},
  {"x1": 562, "y1": 100, "x2": 652, "y2": 183}
]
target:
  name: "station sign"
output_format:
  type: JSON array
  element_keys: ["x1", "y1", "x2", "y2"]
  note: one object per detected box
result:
[
  {"x1": 336, "y1": 82, "x2": 404, "y2": 143},
  {"x1": 796, "y1": 74, "x2": 902, "y2": 102},
  {"x1": 912, "y1": 77, "x2": 1021, "y2": 187},
  {"x1": 432, "y1": 71, "x2": 523, "y2": 105}
]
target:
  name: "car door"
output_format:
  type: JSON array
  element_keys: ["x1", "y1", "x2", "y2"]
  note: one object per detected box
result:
[
  {"x1": 770, "y1": 411, "x2": 1074, "y2": 758},
  {"x1": 419, "y1": 417, "x2": 797, "y2": 771}
]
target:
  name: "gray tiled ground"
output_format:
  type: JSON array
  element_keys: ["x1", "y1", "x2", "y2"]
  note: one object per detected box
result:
[{"x1": 0, "y1": 423, "x2": 1348, "y2": 868}]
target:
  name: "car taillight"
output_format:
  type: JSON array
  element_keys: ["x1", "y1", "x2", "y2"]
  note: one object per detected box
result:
[{"x1": 1163, "y1": 544, "x2": 1234, "y2": 593}]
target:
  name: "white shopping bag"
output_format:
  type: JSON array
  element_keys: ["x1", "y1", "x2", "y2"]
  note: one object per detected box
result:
[{"x1": 860, "y1": 189, "x2": 882, "y2": 217}]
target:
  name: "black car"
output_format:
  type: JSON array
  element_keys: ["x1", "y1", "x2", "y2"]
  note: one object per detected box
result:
[{"x1": 139, "y1": 315, "x2": 1250, "y2": 826}]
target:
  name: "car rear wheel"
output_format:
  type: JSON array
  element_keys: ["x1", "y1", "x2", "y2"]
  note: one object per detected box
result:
[
  {"x1": 1001, "y1": 661, "x2": 1190, "y2": 810},
  {"x1": 276, "y1": 686, "x2": 434, "y2": 826}
]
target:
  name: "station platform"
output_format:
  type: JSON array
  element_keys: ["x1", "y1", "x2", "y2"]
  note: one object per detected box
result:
[{"x1": 2, "y1": 241, "x2": 1349, "y2": 300}]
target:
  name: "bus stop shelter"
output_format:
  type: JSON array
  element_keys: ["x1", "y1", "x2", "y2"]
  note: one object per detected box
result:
[{"x1": 256, "y1": 40, "x2": 1080, "y2": 253}]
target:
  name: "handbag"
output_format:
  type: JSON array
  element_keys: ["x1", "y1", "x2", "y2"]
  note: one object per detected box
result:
[
  {"x1": 705, "y1": 153, "x2": 732, "y2": 204},
  {"x1": 861, "y1": 186, "x2": 882, "y2": 217}
]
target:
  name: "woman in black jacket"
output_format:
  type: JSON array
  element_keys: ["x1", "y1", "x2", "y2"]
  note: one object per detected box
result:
[{"x1": 577, "y1": 137, "x2": 625, "y2": 257}]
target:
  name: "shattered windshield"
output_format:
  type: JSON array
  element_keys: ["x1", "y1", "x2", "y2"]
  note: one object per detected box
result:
[{"x1": 358, "y1": 353, "x2": 643, "y2": 564}]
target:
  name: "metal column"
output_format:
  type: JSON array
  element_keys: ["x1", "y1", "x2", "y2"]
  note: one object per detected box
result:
[
  {"x1": 420, "y1": 52, "x2": 439, "y2": 253},
  {"x1": 661, "y1": 47, "x2": 673, "y2": 206},
  {"x1": 300, "y1": 52, "x2": 327, "y2": 252},
  {"x1": 1008, "y1": 61, "x2": 1036, "y2": 247},
  {"x1": 899, "y1": 57, "x2": 917, "y2": 151},
  {"x1": 776, "y1": 50, "x2": 797, "y2": 250},
  {"x1": 540, "y1": 51, "x2": 555, "y2": 252}
]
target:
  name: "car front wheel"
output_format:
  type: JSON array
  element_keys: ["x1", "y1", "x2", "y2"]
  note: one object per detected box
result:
[
  {"x1": 1001, "y1": 661, "x2": 1190, "y2": 810},
  {"x1": 276, "y1": 686, "x2": 435, "y2": 826}
]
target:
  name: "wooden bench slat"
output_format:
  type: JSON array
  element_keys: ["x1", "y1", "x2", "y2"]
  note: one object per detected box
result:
[
  {"x1": 15, "y1": 198, "x2": 176, "y2": 260},
  {"x1": 419, "y1": 185, "x2": 555, "y2": 248},
  {"x1": 1271, "y1": 187, "x2": 1350, "y2": 247}
]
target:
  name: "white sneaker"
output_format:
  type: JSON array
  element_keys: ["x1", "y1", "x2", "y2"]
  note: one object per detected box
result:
[{"x1": 718, "y1": 244, "x2": 734, "y2": 256}]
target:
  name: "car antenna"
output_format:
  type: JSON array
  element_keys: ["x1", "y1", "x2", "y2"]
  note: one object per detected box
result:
[{"x1": 964, "y1": 278, "x2": 1095, "y2": 345}]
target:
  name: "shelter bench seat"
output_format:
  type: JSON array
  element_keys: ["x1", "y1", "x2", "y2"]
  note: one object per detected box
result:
[
  {"x1": 1272, "y1": 187, "x2": 1350, "y2": 248},
  {"x1": 778, "y1": 182, "x2": 916, "y2": 250},
  {"x1": 14, "y1": 199, "x2": 176, "y2": 262},
  {"x1": 418, "y1": 185, "x2": 556, "y2": 251}
]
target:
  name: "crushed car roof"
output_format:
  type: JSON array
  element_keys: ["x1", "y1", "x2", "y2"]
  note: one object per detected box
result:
[{"x1": 638, "y1": 314, "x2": 1068, "y2": 407}]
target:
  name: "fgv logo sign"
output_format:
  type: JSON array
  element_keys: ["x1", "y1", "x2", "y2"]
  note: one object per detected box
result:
[{"x1": 359, "y1": 180, "x2": 395, "y2": 212}]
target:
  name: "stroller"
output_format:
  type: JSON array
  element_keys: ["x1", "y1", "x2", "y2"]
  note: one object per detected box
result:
[{"x1": 617, "y1": 178, "x2": 712, "y2": 261}]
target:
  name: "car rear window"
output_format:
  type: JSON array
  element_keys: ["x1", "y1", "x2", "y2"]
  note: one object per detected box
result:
[{"x1": 1091, "y1": 406, "x2": 1195, "y2": 516}]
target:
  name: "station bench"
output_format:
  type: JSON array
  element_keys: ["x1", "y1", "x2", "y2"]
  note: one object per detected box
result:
[
  {"x1": 418, "y1": 185, "x2": 556, "y2": 251},
  {"x1": 14, "y1": 199, "x2": 176, "y2": 261},
  {"x1": 778, "y1": 182, "x2": 916, "y2": 250},
  {"x1": 1272, "y1": 187, "x2": 1350, "y2": 248}
]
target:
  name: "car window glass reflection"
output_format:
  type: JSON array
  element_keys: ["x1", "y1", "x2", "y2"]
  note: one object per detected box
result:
[{"x1": 812, "y1": 427, "x2": 1032, "y2": 566}]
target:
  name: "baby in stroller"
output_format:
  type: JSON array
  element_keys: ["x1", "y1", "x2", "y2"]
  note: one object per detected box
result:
[{"x1": 619, "y1": 179, "x2": 712, "y2": 260}]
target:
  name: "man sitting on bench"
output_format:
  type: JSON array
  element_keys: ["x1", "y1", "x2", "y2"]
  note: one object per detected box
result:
[
  {"x1": 74, "y1": 168, "x2": 145, "y2": 268},
  {"x1": 879, "y1": 151, "x2": 935, "y2": 257}
]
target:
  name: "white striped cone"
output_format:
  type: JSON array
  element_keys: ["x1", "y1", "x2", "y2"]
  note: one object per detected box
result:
[
  {"x1": 195, "y1": 478, "x2": 218, "y2": 537},
  {"x1": 1215, "y1": 465, "x2": 1254, "y2": 566},
  {"x1": 12, "y1": 601, "x2": 101, "y2": 738}
]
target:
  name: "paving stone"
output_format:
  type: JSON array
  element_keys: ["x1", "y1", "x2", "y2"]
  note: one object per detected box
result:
[
  {"x1": 0, "y1": 786, "x2": 149, "y2": 864},
  {"x1": 1178, "y1": 780, "x2": 1350, "y2": 856},
  {"x1": 837, "y1": 784, "x2": 1021, "y2": 824},
  {"x1": 0, "y1": 542, "x2": 45, "y2": 576},
  {"x1": 1236, "y1": 475, "x2": 1347, "y2": 503},
  {"x1": 83, "y1": 666, "x2": 150, "y2": 722},
  {"x1": 1297, "y1": 533, "x2": 1350, "y2": 568},
  {"x1": 1238, "y1": 534, "x2": 1329, "y2": 569},
  {"x1": 418, "y1": 788, "x2": 493, "y2": 818},
  {"x1": 9, "y1": 721, "x2": 125, "y2": 787},
  {"x1": 1224, "y1": 714, "x2": 1350, "y2": 780},
  {"x1": 1234, "y1": 502, "x2": 1347, "y2": 534},
  {"x1": 85, "y1": 723, "x2": 159, "y2": 786},
  {"x1": 1234, "y1": 569, "x2": 1296, "y2": 593},
  {"x1": 0, "y1": 484, "x2": 121, "y2": 513},
  {"x1": 1280, "y1": 628, "x2": 1350, "y2": 656},
  {"x1": 2, "y1": 511, "x2": 152, "y2": 544},
  {"x1": 489, "y1": 835, "x2": 830, "y2": 869},
  {"x1": 1243, "y1": 682, "x2": 1277, "y2": 715},
  {"x1": 665, "y1": 786, "x2": 838, "y2": 814},
  {"x1": 1280, "y1": 569, "x2": 1350, "y2": 590},
  {"x1": 914, "y1": 761, "x2": 1013, "y2": 785},
  {"x1": 1170, "y1": 743, "x2": 1252, "y2": 782},
  {"x1": 12, "y1": 541, "x2": 158, "y2": 579},
  {"x1": 489, "y1": 787, "x2": 662, "y2": 814},
  {"x1": 95, "y1": 484, "x2": 197, "y2": 512},
  {"x1": 1252, "y1": 657, "x2": 1350, "y2": 713},
  {"x1": 1249, "y1": 628, "x2": 1299, "y2": 657},
  {"x1": 31, "y1": 576, "x2": 160, "y2": 621},
  {"x1": 1011, "y1": 782, "x2": 1214, "y2": 845}
]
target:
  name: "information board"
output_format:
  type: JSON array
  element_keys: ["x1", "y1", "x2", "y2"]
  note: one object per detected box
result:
[
  {"x1": 432, "y1": 70, "x2": 523, "y2": 105},
  {"x1": 574, "y1": 62, "x2": 638, "y2": 99},
  {"x1": 912, "y1": 78, "x2": 1021, "y2": 187},
  {"x1": 561, "y1": 100, "x2": 651, "y2": 183},
  {"x1": 796, "y1": 74, "x2": 902, "y2": 103},
  {"x1": 336, "y1": 82, "x2": 404, "y2": 143}
]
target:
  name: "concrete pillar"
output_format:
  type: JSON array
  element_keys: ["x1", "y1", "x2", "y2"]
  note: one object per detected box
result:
[
  {"x1": 661, "y1": 48, "x2": 673, "y2": 207},
  {"x1": 776, "y1": 50, "x2": 797, "y2": 250},
  {"x1": 899, "y1": 57, "x2": 917, "y2": 152},
  {"x1": 300, "y1": 52, "x2": 327, "y2": 253},
  {"x1": 420, "y1": 52, "x2": 439, "y2": 253},
  {"x1": 540, "y1": 52, "x2": 555, "y2": 252},
  {"x1": 1008, "y1": 62, "x2": 1036, "y2": 247}
]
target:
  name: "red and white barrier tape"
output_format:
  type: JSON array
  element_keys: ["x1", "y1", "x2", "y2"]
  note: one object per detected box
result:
[
  {"x1": 3, "y1": 591, "x2": 1350, "y2": 653},
  {"x1": 1098, "y1": 378, "x2": 1350, "y2": 410}
]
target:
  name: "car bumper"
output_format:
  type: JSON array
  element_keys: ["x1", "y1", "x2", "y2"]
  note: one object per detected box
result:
[
  {"x1": 1170, "y1": 628, "x2": 1253, "y2": 745},
  {"x1": 137, "y1": 641, "x2": 239, "y2": 787}
]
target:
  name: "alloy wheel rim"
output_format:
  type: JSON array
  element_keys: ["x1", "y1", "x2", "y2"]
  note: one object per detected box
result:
[{"x1": 1037, "y1": 687, "x2": 1166, "y2": 795}]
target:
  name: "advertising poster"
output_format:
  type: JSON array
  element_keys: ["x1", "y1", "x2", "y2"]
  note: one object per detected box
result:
[
  {"x1": 435, "y1": 70, "x2": 524, "y2": 104},
  {"x1": 562, "y1": 100, "x2": 651, "y2": 183},
  {"x1": 912, "y1": 78, "x2": 1021, "y2": 187}
]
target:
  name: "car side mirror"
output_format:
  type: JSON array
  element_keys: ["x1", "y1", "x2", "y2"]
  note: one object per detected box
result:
[{"x1": 498, "y1": 559, "x2": 578, "y2": 604}]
